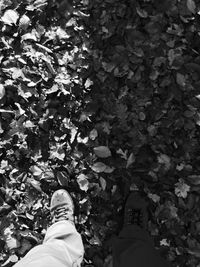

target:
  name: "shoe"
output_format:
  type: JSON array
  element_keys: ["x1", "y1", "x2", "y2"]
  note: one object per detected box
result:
[
  {"x1": 123, "y1": 191, "x2": 148, "y2": 229},
  {"x1": 50, "y1": 189, "x2": 75, "y2": 225}
]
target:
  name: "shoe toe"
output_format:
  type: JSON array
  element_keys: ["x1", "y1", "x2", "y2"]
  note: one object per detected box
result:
[
  {"x1": 123, "y1": 191, "x2": 148, "y2": 228},
  {"x1": 50, "y1": 189, "x2": 74, "y2": 211}
]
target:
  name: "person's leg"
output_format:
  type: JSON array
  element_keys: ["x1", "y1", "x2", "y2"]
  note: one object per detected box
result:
[
  {"x1": 112, "y1": 191, "x2": 172, "y2": 267},
  {"x1": 113, "y1": 225, "x2": 171, "y2": 267},
  {"x1": 14, "y1": 221, "x2": 84, "y2": 267},
  {"x1": 14, "y1": 190, "x2": 84, "y2": 267}
]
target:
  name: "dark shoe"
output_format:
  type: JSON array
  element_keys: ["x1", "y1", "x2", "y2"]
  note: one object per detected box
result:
[
  {"x1": 123, "y1": 191, "x2": 148, "y2": 229},
  {"x1": 50, "y1": 189, "x2": 75, "y2": 225}
]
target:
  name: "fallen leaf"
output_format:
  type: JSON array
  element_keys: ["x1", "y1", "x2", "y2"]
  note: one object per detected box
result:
[
  {"x1": 93, "y1": 146, "x2": 111, "y2": 158},
  {"x1": 19, "y1": 14, "x2": 31, "y2": 30},
  {"x1": 41, "y1": 171, "x2": 55, "y2": 181},
  {"x1": 187, "y1": 248, "x2": 200, "y2": 258},
  {"x1": 22, "y1": 32, "x2": 37, "y2": 42},
  {"x1": 77, "y1": 133, "x2": 88, "y2": 144},
  {"x1": 160, "y1": 239, "x2": 170, "y2": 247},
  {"x1": 100, "y1": 177, "x2": 106, "y2": 190},
  {"x1": 89, "y1": 129, "x2": 98, "y2": 140},
  {"x1": 184, "y1": 110, "x2": 195, "y2": 118},
  {"x1": 187, "y1": 0, "x2": 196, "y2": 14},
  {"x1": 26, "y1": 0, "x2": 47, "y2": 11},
  {"x1": 91, "y1": 162, "x2": 107, "y2": 173},
  {"x1": 18, "y1": 239, "x2": 32, "y2": 255},
  {"x1": 136, "y1": 7, "x2": 148, "y2": 18},
  {"x1": 23, "y1": 120, "x2": 35, "y2": 128},
  {"x1": 138, "y1": 112, "x2": 146, "y2": 121},
  {"x1": 85, "y1": 78, "x2": 93, "y2": 88},
  {"x1": 104, "y1": 166, "x2": 115, "y2": 173},
  {"x1": 0, "y1": 122, "x2": 4, "y2": 134},
  {"x1": 157, "y1": 154, "x2": 171, "y2": 171},
  {"x1": 1, "y1": 9, "x2": 19, "y2": 25},
  {"x1": 117, "y1": 148, "x2": 128, "y2": 159},
  {"x1": 19, "y1": 230, "x2": 38, "y2": 244},
  {"x1": 148, "y1": 193, "x2": 160, "y2": 203},
  {"x1": 27, "y1": 178, "x2": 43, "y2": 192},
  {"x1": 26, "y1": 212, "x2": 34, "y2": 220},
  {"x1": 30, "y1": 165, "x2": 43, "y2": 176},
  {"x1": 3, "y1": 226, "x2": 20, "y2": 251},
  {"x1": 50, "y1": 148, "x2": 65, "y2": 161},
  {"x1": 187, "y1": 175, "x2": 200, "y2": 185},
  {"x1": 176, "y1": 73, "x2": 186, "y2": 86},
  {"x1": 175, "y1": 179, "x2": 190, "y2": 198},
  {"x1": 0, "y1": 85, "x2": 5, "y2": 99},
  {"x1": 77, "y1": 174, "x2": 89, "y2": 192},
  {"x1": 126, "y1": 153, "x2": 135, "y2": 168},
  {"x1": 147, "y1": 125, "x2": 157, "y2": 137},
  {"x1": 57, "y1": 171, "x2": 69, "y2": 186}
]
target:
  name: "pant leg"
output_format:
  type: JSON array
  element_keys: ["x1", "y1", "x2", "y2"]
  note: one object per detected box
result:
[
  {"x1": 14, "y1": 221, "x2": 84, "y2": 267},
  {"x1": 113, "y1": 225, "x2": 172, "y2": 267}
]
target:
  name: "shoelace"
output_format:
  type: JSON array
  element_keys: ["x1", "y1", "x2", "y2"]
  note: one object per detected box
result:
[
  {"x1": 53, "y1": 206, "x2": 73, "y2": 223},
  {"x1": 125, "y1": 208, "x2": 144, "y2": 227}
]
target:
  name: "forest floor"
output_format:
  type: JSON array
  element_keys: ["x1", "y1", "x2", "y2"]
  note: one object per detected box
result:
[{"x1": 0, "y1": 0, "x2": 200, "y2": 266}]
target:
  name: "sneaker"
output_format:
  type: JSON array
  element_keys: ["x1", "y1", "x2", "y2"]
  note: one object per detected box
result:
[
  {"x1": 50, "y1": 189, "x2": 75, "y2": 225},
  {"x1": 123, "y1": 191, "x2": 148, "y2": 229}
]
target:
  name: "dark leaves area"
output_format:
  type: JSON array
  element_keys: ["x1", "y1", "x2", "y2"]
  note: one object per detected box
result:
[{"x1": 0, "y1": 0, "x2": 200, "y2": 266}]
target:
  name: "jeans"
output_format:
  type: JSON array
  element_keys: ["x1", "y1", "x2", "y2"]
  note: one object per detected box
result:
[
  {"x1": 14, "y1": 221, "x2": 84, "y2": 267},
  {"x1": 112, "y1": 225, "x2": 172, "y2": 267},
  {"x1": 14, "y1": 221, "x2": 172, "y2": 267}
]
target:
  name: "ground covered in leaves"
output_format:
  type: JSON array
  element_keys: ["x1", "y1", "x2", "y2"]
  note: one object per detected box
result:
[{"x1": 0, "y1": 0, "x2": 200, "y2": 266}]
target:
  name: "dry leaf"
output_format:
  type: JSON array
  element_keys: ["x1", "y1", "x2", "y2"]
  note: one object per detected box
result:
[
  {"x1": 187, "y1": 175, "x2": 200, "y2": 185},
  {"x1": 176, "y1": 73, "x2": 186, "y2": 86},
  {"x1": 19, "y1": 15, "x2": 31, "y2": 30},
  {"x1": 89, "y1": 129, "x2": 98, "y2": 140},
  {"x1": 104, "y1": 166, "x2": 115, "y2": 173},
  {"x1": 0, "y1": 85, "x2": 5, "y2": 99},
  {"x1": 30, "y1": 165, "x2": 43, "y2": 176},
  {"x1": 158, "y1": 154, "x2": 171, "y2": 171},
  {"x1": 100, "y1": 177, "x2": 106, "y2": 190},
  {"x1": 175, "y1": 179, "x2": 190, "y2": 198},
  {"x1": 1, "y1": 9, "x2": 19, "y2": 25},
  {"x1": 148, "y1": 193, "x2": 160, "y2": 203},
  {"x1": 187, "y1": 0, "x2": 196, "y2": 14},
  {"x1": 27, "y1": 178, "x2": 43, "y2": 192},
  {"x1": 18, "y1": 239, "x2": 32, "y2": 255},
  {"x1": 126, "y1": 153, "x2": 135, "y2": 168},
  {"x1": 93, "y1": 146, "x2": 111, "y2": 158},
  {"x1": 77, "y1": 174, "x2": 89, "y2": 192},
  {"x1": 3, "y1": 226, "x2": 20, "y2": 251},
  {"x1": 57, "y1": 171, "x2": 68, "y2": 186},
  {"x1": 91, "y1": 162, "x2": 107, "y2": 173}
]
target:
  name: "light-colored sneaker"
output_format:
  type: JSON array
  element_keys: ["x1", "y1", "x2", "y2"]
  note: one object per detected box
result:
[{"x1": 50, "y1": 189, "x2": 75, "y2": 225}]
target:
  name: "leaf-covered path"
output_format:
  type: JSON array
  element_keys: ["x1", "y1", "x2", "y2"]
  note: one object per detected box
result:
[{"x1": 0, "y1": 0, "x2": 200, "y2": 266}]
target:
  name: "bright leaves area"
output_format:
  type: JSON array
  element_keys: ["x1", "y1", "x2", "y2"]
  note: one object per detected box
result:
[{"x1": 0, "y1": 0, "x2": 200, "y2": 266}]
